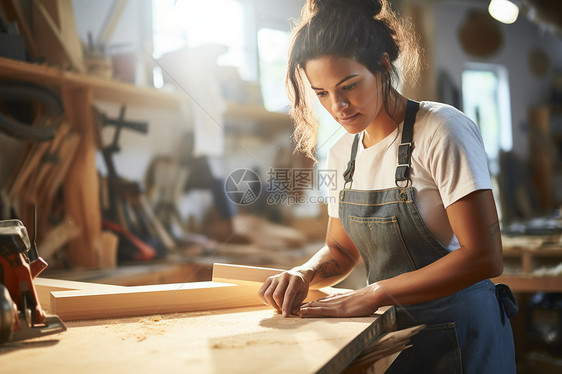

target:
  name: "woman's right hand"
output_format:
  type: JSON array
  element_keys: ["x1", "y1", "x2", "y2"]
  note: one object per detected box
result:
[{"x1": 258, "y1": 269, "x2": 313, "y2": 317}]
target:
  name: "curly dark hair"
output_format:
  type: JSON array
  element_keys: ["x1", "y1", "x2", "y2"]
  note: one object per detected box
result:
[{"x1": 287, "y1": 0, "x2": 421, "y2": 160}]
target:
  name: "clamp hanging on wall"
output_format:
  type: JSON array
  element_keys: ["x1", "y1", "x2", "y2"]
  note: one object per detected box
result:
[{"x1": 0, "y1": 84, "x2": 60, "y2": 141}]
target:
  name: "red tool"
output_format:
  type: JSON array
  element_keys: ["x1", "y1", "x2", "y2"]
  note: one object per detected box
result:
[{"x1": 0, "y1": 219, "x2": 66, "y2": 343}]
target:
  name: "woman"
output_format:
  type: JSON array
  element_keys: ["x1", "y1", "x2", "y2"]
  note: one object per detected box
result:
[{"x1": 258, "y1": 0, "x2": 517, "y2": 372}]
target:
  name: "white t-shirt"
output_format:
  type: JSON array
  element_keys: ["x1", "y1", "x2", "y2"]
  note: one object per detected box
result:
[{"x1": 326, "y1": 101, "x2": 492, "y2": 251}]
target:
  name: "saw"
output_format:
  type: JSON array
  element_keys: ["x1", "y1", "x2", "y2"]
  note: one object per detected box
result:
[{"x1": 0, "y1": 219, "x2": 66, "y2": 343}]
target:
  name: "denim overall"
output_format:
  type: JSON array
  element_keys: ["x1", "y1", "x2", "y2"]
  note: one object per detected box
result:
[{"x1": 339, "y1": 100, "x2": 517, "y2": 373}]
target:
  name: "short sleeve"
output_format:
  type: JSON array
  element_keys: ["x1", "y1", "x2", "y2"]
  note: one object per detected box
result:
[{"x1": 425, "y1": 112, "x2": 492, "y2": 208}]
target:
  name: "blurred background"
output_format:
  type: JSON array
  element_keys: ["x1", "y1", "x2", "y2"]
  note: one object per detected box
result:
[{"x1": 0, "y1": 0, "x2": 561, "y2": 371}]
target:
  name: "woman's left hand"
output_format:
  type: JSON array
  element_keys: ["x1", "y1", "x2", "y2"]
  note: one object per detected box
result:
[{"x1": 298, "y1": 284, "x2": 381, "y2": 318}]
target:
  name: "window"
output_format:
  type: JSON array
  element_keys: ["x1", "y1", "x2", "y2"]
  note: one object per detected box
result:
[
  {"x1": 257, "y1": 28, "x2": 290, "y2": 112},
  {"x1": 152, "y1": 0, "x2": 248, "y2": 86},
  {"x1": 462, "y1": 64, "x2": 513, "y2": 175},
  {"x1": 462, "y1": 64, "x2": 513, "y2": 222}
]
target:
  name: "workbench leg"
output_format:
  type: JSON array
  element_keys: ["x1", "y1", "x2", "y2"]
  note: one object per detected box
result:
[{"x1": 61, "y1": 86, "x2": 101, "y2": 268}]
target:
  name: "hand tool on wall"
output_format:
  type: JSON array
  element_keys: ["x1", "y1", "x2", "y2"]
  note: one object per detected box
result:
[
  {"x1": 0, "y1": 84, "x2": 59, "y2": 141},
  {"x1": 99, "y1": 105, "x2": 148, "y2": 225},
  {"x1": 98, "y1": 105, "x2": 167, "y2": 262},
  {"x1": 0, "y1": 84, "x2": 83, "y2": 259},
  {"x1": 0, "y1": 83, "x2": 64, "y2": 240},
  {"x1": 0, "y1": 219, "x2": 66, "y2": 343}
]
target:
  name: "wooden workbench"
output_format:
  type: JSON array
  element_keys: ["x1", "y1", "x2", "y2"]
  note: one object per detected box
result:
[
  {"x1": 0, "y1": 306, "x2": 397, "y2": 374},
  {"x1": 492, "y1": 243, "x2": 562, "y2": 292}
]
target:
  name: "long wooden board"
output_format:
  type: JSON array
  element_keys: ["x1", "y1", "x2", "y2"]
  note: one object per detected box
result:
[
  {"x1": 0, "y1": 306, "x2": 397, "y2": 374},
  {"x1": 212, "y1": 262, "x2": 331, "y2": 300},
  {"x1": 212, "y1": 262, "x2": 286, "y2": 284},
  {"x1": 50, "y1": 281, "x2": 333, "y2": 322},
  {"x1": 50, "y1": 264, "x2": 337, "y2": 321},
  {"x1": 50, "y1": 281, "x2": 268, "y2": 321},
  {"x1": 34, "y1": 277, "x2": 126, "y2": 312}
]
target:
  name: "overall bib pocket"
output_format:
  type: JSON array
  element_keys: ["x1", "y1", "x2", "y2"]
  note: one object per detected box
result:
[{"x1": 348, "y1": 215, "x2": 417, "y2": 281}]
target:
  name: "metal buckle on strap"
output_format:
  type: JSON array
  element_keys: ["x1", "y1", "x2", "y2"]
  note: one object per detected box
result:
[
  {"x1": 397, "y1": 142, "x2": 412, "y2": 165},
  {"x1": 395, "y1": 163, "x2": 411, "y2": 188}
]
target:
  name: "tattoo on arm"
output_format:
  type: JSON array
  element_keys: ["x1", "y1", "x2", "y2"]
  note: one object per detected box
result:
[
  {"x1": 317, "y1": 259, "x2": 342, "y2": 279},
  {"x1": 487, "y1": 221, "x2": 500, "y2": 238}
]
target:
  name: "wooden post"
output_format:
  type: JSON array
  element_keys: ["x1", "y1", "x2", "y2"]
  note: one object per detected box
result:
[{"x1": 61, "y1": 85, "x2": 101, "y2": 269}]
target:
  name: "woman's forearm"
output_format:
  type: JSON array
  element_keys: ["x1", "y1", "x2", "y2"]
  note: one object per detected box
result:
[
  {"x1": 293, "y1": 244, "x2": 359, "y2": 289},
  {"x1": 372, "y1": 242, "x2": 502, "y2": 307}
]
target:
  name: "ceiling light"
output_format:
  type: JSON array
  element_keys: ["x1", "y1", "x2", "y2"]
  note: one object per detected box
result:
[{"x1": 488, "y1": 0, "x2": 520, "y2": 24}]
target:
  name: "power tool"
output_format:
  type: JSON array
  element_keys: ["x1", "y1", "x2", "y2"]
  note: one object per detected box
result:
[{"x1": 0, "y1": 219, "x2": 66, "y2": 343}]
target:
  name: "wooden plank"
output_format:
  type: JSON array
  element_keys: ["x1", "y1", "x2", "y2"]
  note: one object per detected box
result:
[
  {"x1": 26, "y1": 121, "x2": 70, "y2": 204},
  {"x1": 50, "y1": 281, "x2": 269, "y2": 321},
  {"x1": 96, "y1": 0, "x2": 129, "y2": 46},
  {"x1": 50, "y1": 261, "x2": 341, "y2": 321},
  {"x1": 32, "y1": 0, "x2": 85, "y2": 72},
  {"x1": 98, "y1": 230, "x2": 119, "y2": 269},
  {"x1": 0, "y1": 306, "x2": 394, "y2": 374},
  {"x1": 45, "y1": 263, "x2": 210, "y2": 286},
  {"x1": 56, "y1": 0, "x2": 84, "y2": 71},
  {"x1": 212, "y1": 262, "x2": 285, "y2": 284},
  {"x1": 225, "y1": 101, "x2": 290, "y2": 127},
  {"x1": 212, "y1": 262, "x2": 333, "y2": 304},
  {"x1": 9, "y1": 138, "x2": 51, "y2": 199},
  {"x1": 37, "y1": 215, "x2": 82, "y2": 260},
  {"x1": 34, "y1": 277, "x2": 126, "y2": 313}
]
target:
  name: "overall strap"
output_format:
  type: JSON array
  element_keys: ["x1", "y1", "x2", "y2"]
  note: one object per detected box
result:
[
  {"x1": 343, "y1": 134, "x2": 360, "y2": 188},
  {"x1": 395, "y1": 99, "x2": 420, "y2": 186}
]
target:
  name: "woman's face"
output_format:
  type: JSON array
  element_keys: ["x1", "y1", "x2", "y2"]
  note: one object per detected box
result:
[{"x1": 304, "y1": 55, "x2": 384, "y2": 134}]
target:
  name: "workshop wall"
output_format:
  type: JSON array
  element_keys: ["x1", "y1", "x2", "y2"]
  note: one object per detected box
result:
[
  {"x1": 72, "y1": 0, "x2": 192, "y2": 183},
  {"x1": 433, "y1": 0, "x2": 562, "y2": 159},
  {"x1": 2, "y1": 1, "x2": 560, "y2": 198},
  {"x1": 70, "y1": 0, "x2": 562, "y2": 177}
]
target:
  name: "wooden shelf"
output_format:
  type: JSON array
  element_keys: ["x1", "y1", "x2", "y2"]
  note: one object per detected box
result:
[
  {"x1": 0, "y1": 57, "x2": 184, "y2": 109},
  {"x1": 503, "y1": 246, "x2": 562, "y2": 273},
  {"x1": 492, "y1": 274, "x2": 562, "y2": 293},
  {"x1": 0, "y1": 57, "x2": 292, "y2": 120},
  {"x1": 494, "y1": 244, "x2": 562, "y2": 292},
  {"x1": 225, "y1": 101, "x2": 291, "y2": 127}
]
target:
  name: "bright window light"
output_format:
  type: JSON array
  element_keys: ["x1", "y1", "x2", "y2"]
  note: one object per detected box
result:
[
  {"x1": 488, "y1": 0, "x2": 519, "y2": 24},
  {"x1": 462, "y1": 64, "x2": 513, "y2": 174},
  {"x1": 258, "y1": 28, "x2": 290, "y2": 112},
  {"x1": 152, "y1": 0, "x2": 244, "y2": 68}
]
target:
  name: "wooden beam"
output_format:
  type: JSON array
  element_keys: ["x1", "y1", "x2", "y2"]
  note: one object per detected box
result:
[
  {"x1": 212, "y1": 262, "x2": 330, "y2": 300},
  {"x1": 50, "y1": 281, "x2": 268, "y2": 321},
  {"x1": 32, "y1": 0, "x2": 85, "y2": 72},
  {"x1": 212, "y1": 263, "x2": 285, "y2": 285},
  {"x1": 61, "y1": 86, "x2": 102, "y2": 269},
  {"x1": 96, "y1": 0, "x2": 129, "y2": 46},
  {"x1": 50, "y1": 264, "x2": 338, "y2": 321},
  {"x1": 34, "y1": 277, "x2": 126, "y2": 313}
]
